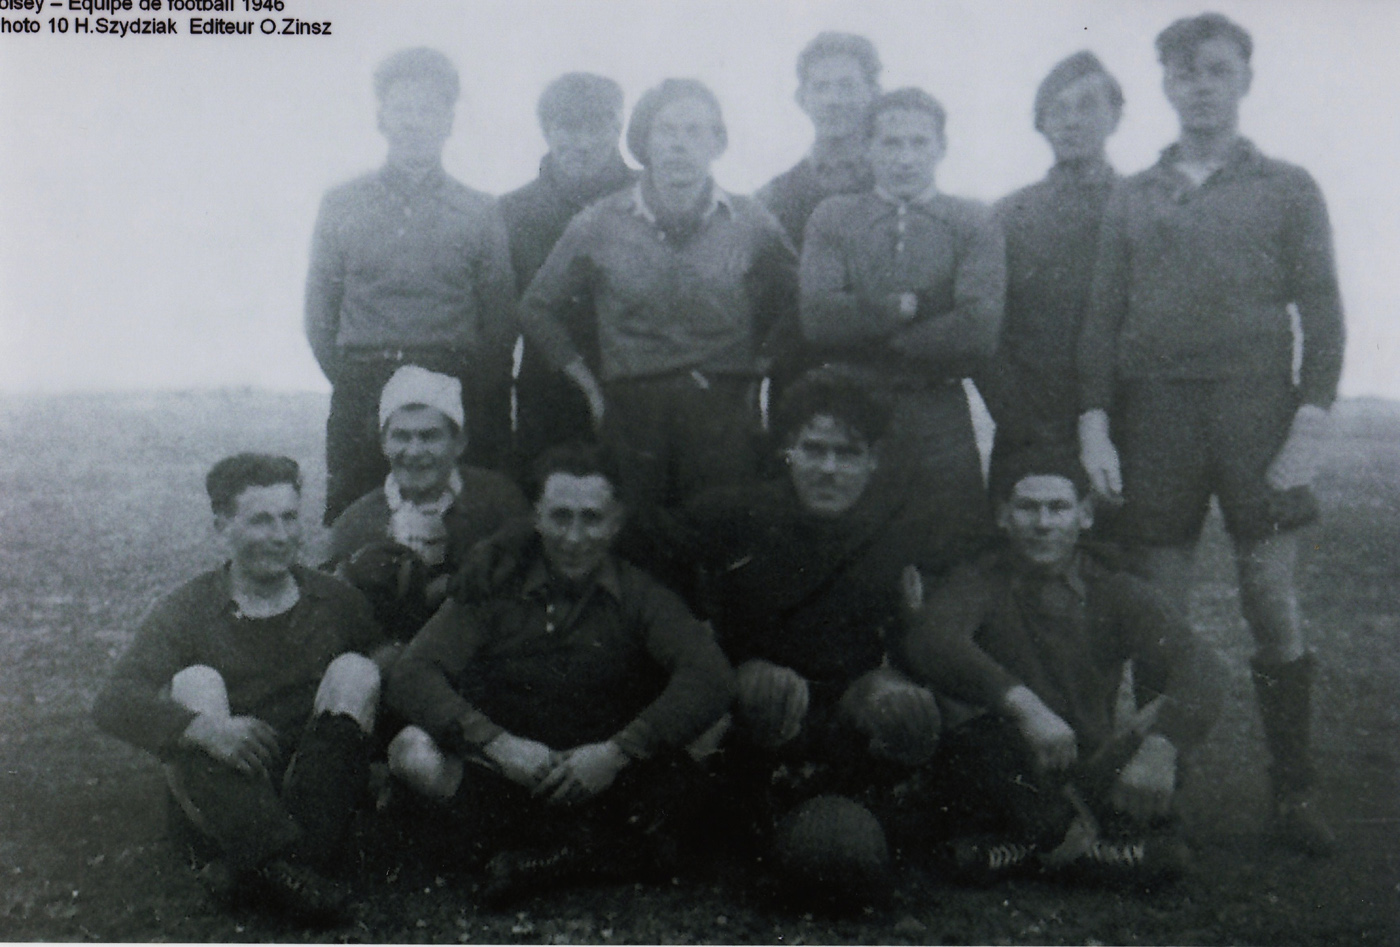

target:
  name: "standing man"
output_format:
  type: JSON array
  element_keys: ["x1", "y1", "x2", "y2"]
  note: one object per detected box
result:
[
  {"x1": 305, "y1": 48, "x2": 518, "y2": 524},
  {"x1": 758, "y1": 32, "x2": 881, "y2": 250},
  {"x1": 93, "y1": 455, "x2": 386, "y2": 923},
  {"x1": 800, "y1": 88, "x2": 1005, "y2": 542},
  {"x1": 518, "y1": 78, "x2": 798, "y2": 548},
  {"x1": 500, "y1": 73, "x2": 639, "y2": 479},
  {"x1": 983, "y1": 52, "x2": 1122, "y2": 487},
  {"x1": 1077, "y1": 14, "x2": 1345, "y2": 855}
]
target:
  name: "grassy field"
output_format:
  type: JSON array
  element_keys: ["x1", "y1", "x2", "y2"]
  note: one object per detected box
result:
[{"x1": 0, "y1": 389, "x2": 1396, "y2": 944}]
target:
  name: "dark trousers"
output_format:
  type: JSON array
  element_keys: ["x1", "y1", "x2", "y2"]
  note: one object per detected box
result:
[
  {"x1": 921, "y1": 714, "x2": 1150, "y2": 847},
  {"x1": 324, "y1": 351, "x2": 510, "y2": 524},
  {"x1": 437, "y1": 753, "x2": 708, "y2": 867},
  {"x1": 603, "y1": 371, "x2": 762, "y2": 595},
  {"x1": 881, "y1": 383, "x2": 993, "y2": 540},
  {"x1": 165, "y1": 713, "x2": 370, "y2": 872},
  {"x1": 510, "y1": 343, "x2": 595, "y2": 481}
]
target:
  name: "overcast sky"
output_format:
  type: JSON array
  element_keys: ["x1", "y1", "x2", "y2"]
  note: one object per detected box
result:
[{"x1": 2, "y1": 0, "x2": 1398, "y2": 399}]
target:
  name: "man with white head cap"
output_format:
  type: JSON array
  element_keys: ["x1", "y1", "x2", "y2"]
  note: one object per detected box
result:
[{"x1": 326, "y1": 365, "x2": 528, "y2": 642}]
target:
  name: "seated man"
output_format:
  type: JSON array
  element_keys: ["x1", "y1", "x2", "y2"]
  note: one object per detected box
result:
[
  {"x1": 899, "y1": 447, "x2": 1225, "y2": 885},
  {"x1": 385, "y1": 443, "x2": 734, "y2": 906},
  {"x1": 325, "y1": 365, "x2": 528, "y2": 642},
  {"x1": 93, "y1": 454, "x2": 386, "y2": 924},
  {"x1": 684, "y1": 368, "x2": 983, "y2": 909}
]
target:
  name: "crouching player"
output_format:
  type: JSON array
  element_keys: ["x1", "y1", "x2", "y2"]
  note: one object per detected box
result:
[
  {"x1": 385, "y1": 443, "x2": 734, "y2": 906},
  {"x1": 900, "y1": 448, "x2": 1225, "y2": 885},
  {"x1": 93, "y1": 454, "x2": 387, "y2": 924},
  {"x1": 685, "y1": 369, "x2": 985, "y2": 910}
]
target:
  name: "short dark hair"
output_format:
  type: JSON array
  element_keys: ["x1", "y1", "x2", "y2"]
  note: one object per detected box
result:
[
  {"x1": 205, "y1": 453, "x2": 301, "y2": 518},
  {"x1": 1033, "y1": 50, "x2": 1124, "y2": 133},
  {"x1": 626, "y1": 78, "x2": 727, "y2": 167},
  {"x1": 988, "y1": 443, "x2": 1090, "y2": 507},
  {"x1": 772, "y1": 367, "x2": 891, "y2": 450},
  {"x1": 796, "y1": 32, "x2": 882, "y2": 88},
  {"x1": 527, "y1": 441, "x2": 622, "y2": 505},
  {"x1": 373, "y1": 47, "x2": 460, "y2": 104},
  {"x1": 866, "y1": 87, "x2": 947, "y2": 142},
  {"x1": 1155, "y1": 13, "x2": 1253, "y2": 68},
  {"x1": 537, "y1": 72, "x2": 624, "y2": 130}
]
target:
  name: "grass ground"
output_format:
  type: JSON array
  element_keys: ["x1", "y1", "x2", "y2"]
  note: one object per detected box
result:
[{"x1": 0, "y1": 389, "x2": 1395, "y2": 944}]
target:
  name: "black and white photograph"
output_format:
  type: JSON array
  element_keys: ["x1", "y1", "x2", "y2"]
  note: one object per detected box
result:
[{"x1": 1, "y1": 0, "x2": 1397, "y2": 942}]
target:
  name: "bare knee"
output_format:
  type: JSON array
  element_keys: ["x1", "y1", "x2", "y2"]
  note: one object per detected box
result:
[
  {"x1": 387, "y1": 726, "x2": 463, "y2": 800},
  {"x1": 169, "y1": 666, "x2": 229, "y2": 717},
  {"x1": 313, "y1": 652, "x2": 380, "y2": 734}
]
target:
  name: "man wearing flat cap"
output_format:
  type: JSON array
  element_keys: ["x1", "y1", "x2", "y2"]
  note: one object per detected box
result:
[
  {"x1": 325, "y1": 365, "x2": 528, "y2": 643},
  {"x1": 305, "y1": 48, "x2": 518, "y2": 525},
  {"x1": 501, "y1": 73, "x2": 639, "y2": 478},
  {"x1": 982, "y1": 52, "x2": 1123, "y2": 492},
  {"x1": 518, "y1": 78, "x2": 799, "y2": 582}
]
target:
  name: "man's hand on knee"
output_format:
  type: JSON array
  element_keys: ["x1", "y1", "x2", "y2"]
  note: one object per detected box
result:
[
  {"x1": 1111, "y1": 733, "x2": 1178, "y2": 822},
  {"x1": 1003, "y1": 685, "x2": 1078, "y2": 772},
  {"x1": 841, "y1": 666, "x2": 941, "y2": 766},
  {"x1": 735, "y1": 659, "x2": 809, "y2": 748},
  {"x1": 181, "y1": 714, "x2": 280, "y2": 778}
]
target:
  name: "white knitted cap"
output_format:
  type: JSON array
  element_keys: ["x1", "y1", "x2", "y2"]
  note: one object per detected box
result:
[{"x1": 378, "y1": 365, "x2": 465, "y2": 431}]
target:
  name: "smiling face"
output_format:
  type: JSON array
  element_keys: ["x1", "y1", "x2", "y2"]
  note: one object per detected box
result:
[
  {"x1": 797, "y1": 53, "x2": 877, "y2": 140},
  {"x1": 646, "y1": 96, "x2": 725, "y2": 190},
  {"x1": 1041, "y1": 72, "x2": 1121, "y2": 165},
  {"x1": 217, "y1": 483, "x2": 302, "y2": 583},
  {"x1": 381, "y1": 404, "x2": 465, "y2": 503},
  {"x1": 868, "y1": 107, "x2": 945, "y2": 200},
  {"x1": 998, "y1": 474, "x2": 1093, "y2": 572},
  {"x1": 378, "y1": 77, "x2": 455, "y2": 168},
  {"x1": 786, "y1": 414, "x2": 878, "y2": 518},
  {"x1": 1163, "y1": 35, "x2": 1251, "y2": 138},
  {"x1": 534, "y1": 472, "x2": 624, "y2": 582}
]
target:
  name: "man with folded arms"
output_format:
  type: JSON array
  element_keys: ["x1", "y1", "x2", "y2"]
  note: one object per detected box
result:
[
  {"x1": 1076, "y1": 13, "x2": 1345, "y2": 855},
  {"x1": 799, "y1": 87, "x2": 1004, "y2": 539},
  {"x1": 386, "y1": 443, "x2": 734, "y2": 905},
  {"x1": 94, "y1": 454, "x2": 386, "y2": 924}
]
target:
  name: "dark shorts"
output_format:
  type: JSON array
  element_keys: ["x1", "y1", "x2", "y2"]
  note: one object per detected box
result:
[{"x1": 1115, "y1": 374, "x2": 1318, "y2": 546}]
